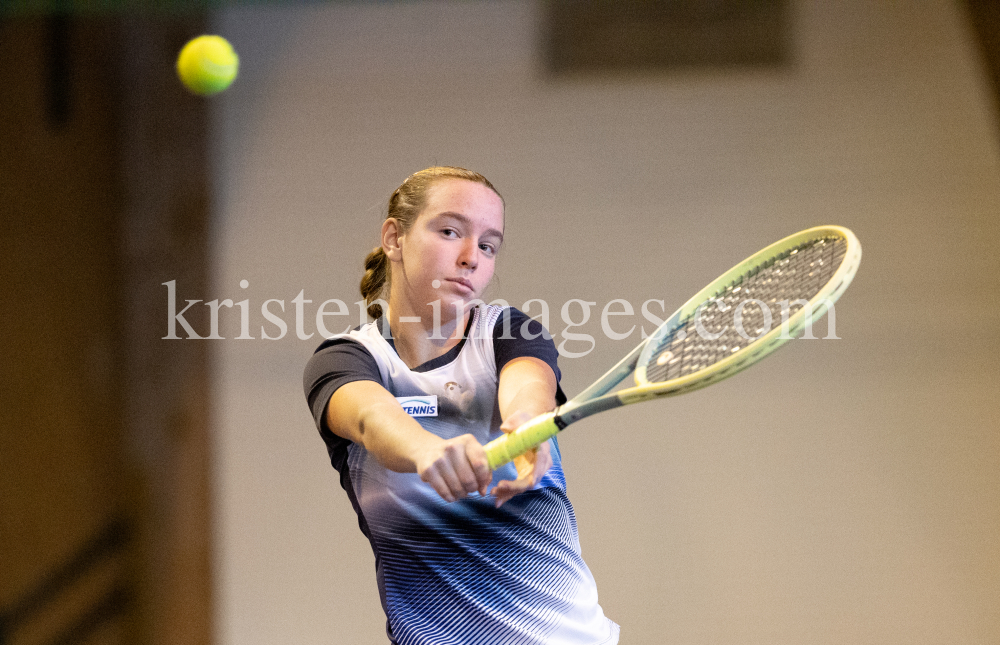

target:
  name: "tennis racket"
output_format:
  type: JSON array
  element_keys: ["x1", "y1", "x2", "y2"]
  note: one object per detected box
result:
[{"x1": 484, "y1": 224, "x2": 862, "y2": 470}]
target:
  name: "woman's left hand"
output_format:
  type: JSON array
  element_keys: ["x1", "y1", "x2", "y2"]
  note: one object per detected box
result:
[{"x1": 490, "y1": 410, "x2": 554, "y2": 508}]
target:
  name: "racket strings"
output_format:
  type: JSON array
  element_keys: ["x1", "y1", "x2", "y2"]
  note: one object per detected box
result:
[{"x1": 644, "y1": 236, "x2": 847, "y2": 384}]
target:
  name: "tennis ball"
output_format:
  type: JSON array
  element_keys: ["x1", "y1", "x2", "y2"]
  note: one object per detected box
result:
[{"x1": 177, "y1": 35, "x2": 239, "y2": 96}]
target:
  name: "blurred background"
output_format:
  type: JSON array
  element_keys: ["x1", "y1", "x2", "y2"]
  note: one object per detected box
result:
[{"x1": 2, "y1": 1, "x2": 998, "y2": 644}]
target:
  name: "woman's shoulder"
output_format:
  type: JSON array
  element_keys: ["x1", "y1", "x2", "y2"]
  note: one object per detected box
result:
[
  {"x1": 488, "y1": 305, "x2": 553, "y2": 342},
  {"x1": 313, "y1": 319, "x2": 393, "y2": 352},
  {"x1": 305, "y1": 320, "x2": 396, "y2": 381},
  {"x1": 481, "y1": 304, "x2": 562, "y2": 385}
]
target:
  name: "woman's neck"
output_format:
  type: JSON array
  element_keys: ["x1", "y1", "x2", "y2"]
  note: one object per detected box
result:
[{"x1": 386, "y1": 298, "x2": 470, "y2": 370}]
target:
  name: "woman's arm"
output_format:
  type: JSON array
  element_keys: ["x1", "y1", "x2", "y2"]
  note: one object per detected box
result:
[
  {"x1": 326, "y1": 381, "x2": 493, "y2": 502},
  {"x1": 491, "y1": 356, "x2": 558, "y2": 507},
  {"x1": 497, "y1": 356, "x2": 559, "y2": 420}
]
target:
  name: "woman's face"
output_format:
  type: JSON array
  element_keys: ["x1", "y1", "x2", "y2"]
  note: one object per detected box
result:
[{"x1": 390, "y1": 178, "x2": 505, "y2": 321}]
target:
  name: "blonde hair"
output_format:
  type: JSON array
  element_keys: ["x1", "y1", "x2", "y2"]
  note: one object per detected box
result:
[{"x1": 360, "y1": 166, "x2": 503, "y2": 319}]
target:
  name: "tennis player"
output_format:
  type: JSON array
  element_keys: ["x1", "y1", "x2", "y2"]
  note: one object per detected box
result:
[{"x1": 303, "y1": 166, "x2": 619, "y2": 644}]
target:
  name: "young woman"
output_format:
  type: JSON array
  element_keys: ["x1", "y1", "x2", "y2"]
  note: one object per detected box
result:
[{"x1": 303, "y1": 167, "x2": 619, "y2": 644}]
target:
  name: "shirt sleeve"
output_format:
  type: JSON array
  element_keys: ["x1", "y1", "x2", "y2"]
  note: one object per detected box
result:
[
  {"x1": 302, "y1": 338, "x2": 383, "y2": 433},
  {"x1": 493, "y1": 308, "x2": 568, "y2": 405}
]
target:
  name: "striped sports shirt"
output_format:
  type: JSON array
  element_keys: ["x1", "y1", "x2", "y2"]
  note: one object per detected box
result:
[{"x1": 304, "y1": 305, "x2": 619, "y2": 645}]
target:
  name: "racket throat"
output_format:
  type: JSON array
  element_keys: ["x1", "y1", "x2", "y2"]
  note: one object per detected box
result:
[{"x1": 557, "y1": 395, "x2": 626, "y2": 426}]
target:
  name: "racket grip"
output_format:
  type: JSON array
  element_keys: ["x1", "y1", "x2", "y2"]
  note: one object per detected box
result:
[{"x1": 484, "y1": 412, "x2": 560, "y2": 470}]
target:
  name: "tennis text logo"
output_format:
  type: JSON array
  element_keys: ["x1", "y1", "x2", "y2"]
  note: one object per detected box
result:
[{"x1": 396, "y1": 396, "x2": 438, "y2": 417}]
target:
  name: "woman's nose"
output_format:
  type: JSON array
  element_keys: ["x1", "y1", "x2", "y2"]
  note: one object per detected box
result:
[{"x1": 458, "y1": 240, "x2": 478, "y2": 268}]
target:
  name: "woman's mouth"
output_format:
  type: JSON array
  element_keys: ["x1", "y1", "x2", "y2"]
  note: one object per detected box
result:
[{"x1": 445, "y1": 277, "x2": 474, "y2": 292}]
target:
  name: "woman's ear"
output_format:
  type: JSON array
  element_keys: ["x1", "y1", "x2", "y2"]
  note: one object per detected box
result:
[{"x1": 382, "y1": 218, "x2": 403, "y2": 262}]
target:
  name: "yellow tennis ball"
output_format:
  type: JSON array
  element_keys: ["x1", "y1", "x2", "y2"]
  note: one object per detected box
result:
[{"x1": 177, "y1": 35, "x2": 239, "y2": 96}]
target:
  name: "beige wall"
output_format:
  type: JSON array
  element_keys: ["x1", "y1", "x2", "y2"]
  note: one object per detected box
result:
[{"x1": 210, "y1": 1, "x2": 1000, "y2": 643}]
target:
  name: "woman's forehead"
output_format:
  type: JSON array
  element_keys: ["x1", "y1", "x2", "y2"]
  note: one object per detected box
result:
[{"x1": 423, "y1": 179, "x2": 504, "y2": 228}]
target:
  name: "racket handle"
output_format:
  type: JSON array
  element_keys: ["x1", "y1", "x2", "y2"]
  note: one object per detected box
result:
[{"x1": 484, "y1": 412, "x2": 561, "y2": 470}]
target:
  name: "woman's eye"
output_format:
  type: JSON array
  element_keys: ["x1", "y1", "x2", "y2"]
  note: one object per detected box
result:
[
  {"x1": 441, "y1": 229, "x2": 458, "y2": 238},
  {"x1": 479, "y1": 243, "x2": 496, "y2": 255}
]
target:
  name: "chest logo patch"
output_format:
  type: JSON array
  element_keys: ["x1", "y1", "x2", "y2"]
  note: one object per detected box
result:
[{"x1": 396, "y1": 395, "x2": 438, "y2": 417}]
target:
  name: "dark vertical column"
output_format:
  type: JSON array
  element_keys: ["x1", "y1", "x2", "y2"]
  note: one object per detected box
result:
[
  {"x1": 0, "y1": 15, "x2": 135, "y2": 645},
  {"x1": 966, "y1": 0, "x2": 1000, "y2": 129},
  {"x1": 1, "y1": 13, "x2": 215, "y2": 645},
  {"x1": 116, "y1": 16, "x2": 214, "y2": 645}
]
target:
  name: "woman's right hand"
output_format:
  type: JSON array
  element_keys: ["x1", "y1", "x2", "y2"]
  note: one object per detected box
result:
[
  {"x1": 326, "y1": 382, "x2": 494, "y2": 503},
  {"x1": 414, "y1": 434, "x2": 493, "y2": 503}
]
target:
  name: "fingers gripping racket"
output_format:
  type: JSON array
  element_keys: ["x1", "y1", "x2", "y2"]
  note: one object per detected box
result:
[{"x1": 484, "y1": 225, "x2": 862, "y2": 470}]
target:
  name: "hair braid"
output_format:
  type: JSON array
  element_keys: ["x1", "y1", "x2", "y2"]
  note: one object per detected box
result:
[{"x1": 360, "y1": 246, "x2": 389, "y2": 319}]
